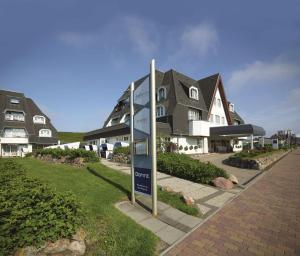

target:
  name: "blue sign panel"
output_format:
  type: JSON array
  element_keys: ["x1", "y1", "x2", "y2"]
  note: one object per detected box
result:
[{"x1": 134, "y1": 167, "x2": 151, "y2": 196}]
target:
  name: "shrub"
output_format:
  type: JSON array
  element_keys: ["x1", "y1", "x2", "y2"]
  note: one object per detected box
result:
[
  {"x1": 184, "y1": 146, "x2": 188, "y2": 151},
  {"x1": 189, "y1": 145, "x2": 193, "y2": 150},
  {"x1": 34, "y1": 148, "x2": 98, "y2": 163},
  {"x1": 0, "y1": 160, "x2": 81, "y2": 254},
  {"x1": 157, "y1": 152, "x2": 228, "y2": 184},
  {"x1": 113, "y1": 146, "x2": 130, "y2": 155},
  {"x1": 178, "y1": 145, "x2": 183, "y2": 150}
]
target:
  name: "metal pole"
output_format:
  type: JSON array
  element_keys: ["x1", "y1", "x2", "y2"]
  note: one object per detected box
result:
[
  {"x1": 150, "y1": 59, "x2": 157, "y2": 216},
  {"x1": 250, "y1": 134, "x2": 254, "y2": 150},
  {"x1": 130, "y1": 82, "x2": 135, "y2": 204}
]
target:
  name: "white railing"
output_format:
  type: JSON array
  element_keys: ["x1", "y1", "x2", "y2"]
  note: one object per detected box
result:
[{"x1": 189, "y1": 120, "x2": 210, "y2": 136}]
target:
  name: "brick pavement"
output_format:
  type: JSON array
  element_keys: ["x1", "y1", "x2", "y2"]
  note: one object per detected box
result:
[{"x1": 165, "y1": 149, "x2": 300, "y2": 256}]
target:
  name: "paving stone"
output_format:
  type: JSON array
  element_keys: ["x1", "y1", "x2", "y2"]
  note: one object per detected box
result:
[
  {"x1": 177, "y1": 214, "x2": 203, "y2": 229},
  {"x1": 163, "y1": 207, "x2": 186, "y2": 220},
  {"x1": 197, "y1": 204, "x2": 211, "y2": 215},
  {"x1": 185, "y1": 188, "x2": 217, "y2": 200},
  {"x1": 125, "y1": 206, "x2": 151, "y2": 223},
  {"x1": 156, "y1": 225, "x2": 186, "y2": 245},
  {"x1": 116, "y1": 201, "x2": 135, "y2": 213},
  {"x1": 139, "y1": 218, "x2": 168, "y2": 233},
  {"x1": 205, "y1": 192, "x2": 235, "y2": 207}
]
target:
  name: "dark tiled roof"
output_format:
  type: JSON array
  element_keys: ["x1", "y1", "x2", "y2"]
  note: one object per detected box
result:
[
  {"x1": 230, "y1": 111, "x2": 245, "y2": 124},
  {"x1": 0, "y1": 90, "x2": 58, "y2": 145},
  {"x1": 197, "y1": 73, "x2": 219, "y2": 110}
]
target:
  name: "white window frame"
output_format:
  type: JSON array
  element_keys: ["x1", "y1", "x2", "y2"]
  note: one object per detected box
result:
[
  {"x1": 33, "y1": 115, "x2": 46, "y2": 124},
  {"x1": 10, "y1": 98, "x2": 20, "y2": 104},
  {"x1": 156, "y1": 105, "x2": 165, "y2": 117},
  {"x1": 221, "y1": 116, "x2": 225, "y2": 125},
  {"x1": 210, "y1": 114, "x2": 214, "y2": 123},
  {"x1": 120, "y1": 113, "x2": 130, "y2": 123},
  {"x1": 215, "y1": 115, "x2": 220, "y2": 124},
  {"x1": 217, "y1": 99, "x2": 221, "y2": 108},
  {"x1": 189, "y1": 86, "x2": 199, "y2": 100},
  {"x1": 39, "y1": 129, "x2": 52, "y2": 137},
  {"x1": 3, "y1": 128, "x2": 27, "y2": 138},
  {"x1": 157, "y1": 87, "x2": 167, "y2": 101},
  {"x1": 5, "y1": 111, "x2": 25, "y2": 122}
]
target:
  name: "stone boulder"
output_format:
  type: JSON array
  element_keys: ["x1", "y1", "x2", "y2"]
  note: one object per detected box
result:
[
  {"x1": 161, "y1": 186, "x2": 173, "y2": 192},
  {"x1": 228, "y1": 174, "x2": 238, "y2": 184},
  {"x1": 212, "y1": 177, "x2": 234, "y2": 190},
  {"x1": 183, "y1": 195, "x2": 195, "y2": 206},
  {"x1": 68, "y1": 241, "x2": 86, "y2": 255}
]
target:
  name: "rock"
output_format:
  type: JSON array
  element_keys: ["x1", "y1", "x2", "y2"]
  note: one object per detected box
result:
[
  {"x1": 228, "y1": 174, "x2": 238, "y2": 184},
  {"x1": 72, "y1": 229, "x2": 87, "y2": 242},
  {"x1": 14, "y1": 246, "x2": 40, "y2": 256},
  {"x1": 14, "y1": 248, "x2": 25, "y2": 256},
  {"x1": 212, "y1": 177, "x2": 234, "y2": 190},
  {"x1": 68, "y1": 241, "x2": 86, "y2": 255},
  {"x1": 183, "y1": 195, "x2": 195, "y2": 206},
  {"x1": 73, "y1": 157, "x2": 84, "y2": 166},
  {"x1": 43, "y1": 239, "x2": 70, "y2": 254},
  {"x1": 161, "y1": 186, "x2": 173, "y2": 192}
]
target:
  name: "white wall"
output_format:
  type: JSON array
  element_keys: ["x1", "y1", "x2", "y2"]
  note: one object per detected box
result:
[
  {"x1": 210, "y1": 88, "x2": 228, "y2": 127},
  {"x1": 175, "y1": 136, "x2": 208, "y2": 154}
]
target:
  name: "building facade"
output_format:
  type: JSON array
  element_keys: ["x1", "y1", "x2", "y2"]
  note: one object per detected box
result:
[
  {"x1": 0, "y1": 90, "x2": 58, "y2": 157},
  {"x1": 84, "y1": 69, "x2": 264, "y2": 154}
]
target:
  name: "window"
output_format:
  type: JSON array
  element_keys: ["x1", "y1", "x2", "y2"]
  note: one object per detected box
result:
[
  {"x1": 120, "y1": 113, "x2": 130, "y2": 123},
  {"x1": 188, "y1": 108, "x2": 201, "y2": 121},
  {"x1": 157, "y1": 87, "x2": 166, "y2": 101},
  {"x1": 197, "y1": 138, "x2": 203, "y2": 148},
  {"x1": 33, "y1": 115, "x2": 46, "y2": 124},
  {"x1": 221, "y1": 117, "x2": 225, "y2": 125},
  {"x1": 215, "y1": 115, "x2": 220, "y2": 124},
  {"x1": 189, "y1": 86, "x2": 198, "y2": 100},
  {"x1": 39, "y1": 129, "x2": 52, "y2": 137},
  {"x1": 111, "y1": 117, "x2": 119, "y2": 126},
  {"x1": 156, "y1": 105, "x2": 165, "y2": 117},
  {"x1": 210, "y1": 114, "x2": 214, "y2": 123},
  {"x1": 4, "y1": 128, "x2": 26, "y2": 138},
  {"x1": 5, "y1": 111, "x2": 25, "y2": 121},
  {"x1": 217, "y1": 99, "x2": 221, "y2": 107},
  {"x1": 10, "y1": 99, "x2": 20, "y2": 104},
  {"x1": 123, "y1": 136, "x2": 129, "y2": 141}
]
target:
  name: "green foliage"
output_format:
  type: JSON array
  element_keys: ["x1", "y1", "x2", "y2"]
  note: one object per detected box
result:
[
  {"x1": 157, "y1": 152, "x2": 228, "y2": 184},
  {"x1": 57, "y1": 132, "x2": 84, "y2": 143},
  {"x1": 0, "y1": 160, "x2": 81, "y2": 254},
  {"x1": 35, "y1": 148, "x2": 99, "y2": 163},
  {"x1": 113, "y1": 146, "x2": 130, "y2": 155}
]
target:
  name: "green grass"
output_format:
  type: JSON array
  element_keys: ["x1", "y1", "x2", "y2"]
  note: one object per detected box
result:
[
  {"x1": 12, "y1": 158, "x2": 157, "y2": 256},
  {"x1": 57, "y1": 132, "x2": 84, "y2": 143},
  {"x1": 9, "y1": 158, "x2": 198, "y2": 255}
]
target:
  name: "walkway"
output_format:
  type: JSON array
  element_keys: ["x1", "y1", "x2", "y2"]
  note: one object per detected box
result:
[
  {"x1": 191, "y1": 153, "x2": 261, "y2": 185},
  {"x1": 102, "y1": 159, "x2": 242, "y2": 218},
  {"x1": 164, "y1": 149, "x2": 300, "y2": 256}
]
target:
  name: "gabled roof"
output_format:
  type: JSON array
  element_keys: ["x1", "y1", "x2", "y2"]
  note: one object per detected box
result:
[
  {"x1": 170, "y1": 69, "x2": 207, "y2": 111},
  {"x1": 197, "y1": 73, "x2": 219, "y2": 110}
]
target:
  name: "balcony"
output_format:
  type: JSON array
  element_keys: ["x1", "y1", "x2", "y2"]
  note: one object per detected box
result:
[
  {"x1": 0, "y1": 137, "x2": 29, "y2": 144},
  {"x1": 189, "y1": 120, "x2": 210, "y2": 136}
]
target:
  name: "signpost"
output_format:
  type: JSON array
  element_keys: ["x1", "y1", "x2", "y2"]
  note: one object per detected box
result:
[{"x1": 130, "y1": 59, "x2": 157, "y2": 216}]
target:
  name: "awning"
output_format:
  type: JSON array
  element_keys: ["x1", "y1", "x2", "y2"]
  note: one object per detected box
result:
[{"x1": 210, "y1": 124, "x2": 266, "y2": 137}]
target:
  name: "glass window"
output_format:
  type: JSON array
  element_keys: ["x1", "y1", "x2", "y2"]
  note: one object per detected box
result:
[
  {"x1": 33, "y1": 115, "x2": 46, "y2": 124},
  {"x1": 188, "y1": 109, "x2": 201, "y2": 120},
  {"x1": 10, "y1": 99, "x2": 20, "y2": 104},
  {"x1": 189, "y1": 87, "x2": 198, "y2": 100},
  {"x1": 5, "y1": 111, "x2": 25, "y2": 121},
  {"x1": 221, "y1": 117, "x2": 225, "y2": 125},
  {"x1": 158, "y1": 87, "x2": 166, "y2": 101},
  {"x1": 39, "y1": 129, "x2": 52, "y2": 137},
  {"x1": 215, "y1": 115, "x2": 220, "y2": 124},
  {"x1": 111, "y1": 117, "x2": 119, "y2": 126},
  {"x1": 210, "y1": 114, "x2": 214, "y2": 123},
  {"x1": 4, "y1": 128, "x2": 26, "y2": 138},
  {"x1": 217, "y1": 99, "x2": 221, "y2": 107},
  {"x1": 156, "y1": 105, "x2": 165, "y2": 117}
]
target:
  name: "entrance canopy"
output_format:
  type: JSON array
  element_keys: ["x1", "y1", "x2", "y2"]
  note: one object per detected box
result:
[{"x1": 210, "y1": 124, "x2": 265, "y2": 137}]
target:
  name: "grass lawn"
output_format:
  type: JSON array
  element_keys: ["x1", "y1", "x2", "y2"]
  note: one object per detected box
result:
[
  {"x1": 11, "y1": 158, "x2": 198, "y2": 255},
  {"x1": 57, "y1": 132, "x2": 84, "y2": 143},
  {"x1": 14, "y1": 158, "x2": 157, "y2": 256}
]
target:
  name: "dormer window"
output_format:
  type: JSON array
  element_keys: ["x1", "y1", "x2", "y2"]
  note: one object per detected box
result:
[
  {"x1": 189, "y1": 86, "x2": 198, "y2": 100},
  {"x1": 10, "y1": 99, "x2": 20, "y2": 104},
  {"x1": 157, "y1": 87, "x2": 167, "y2": 101},
  {"x1": 5, "y1": 111, "x2": 25, "y2": 121},
  {"x1": 156, "y1": 105, "x2": 165, "y2": 117},
  {"x1": 229, "y1": 103, "x2": 234, "y2": 112},
  {"x1": 33, "y1": 115, "x2": 46, "y2": 124},
  {"x1": 39, "y1": 129, "x2": 52, "y2": 137},
  {"x1": 120, "y1": 113, "x2": 130, "y2": 124}
]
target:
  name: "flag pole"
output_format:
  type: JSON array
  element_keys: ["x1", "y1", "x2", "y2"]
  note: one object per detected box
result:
[{"x1": 130, "y1": 82, "x2": 135, "y2": 204}]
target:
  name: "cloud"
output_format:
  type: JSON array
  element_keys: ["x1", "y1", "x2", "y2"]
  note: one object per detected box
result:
[
  {"x1": 227, "y1": 57, "x2": 299, "y2": 91},
  {"x1": 180, "y1": 23, "x2": 218, "y2": 56},
  {"x1": 123, "y1": 16, "x2": 157, "y2": 57}
]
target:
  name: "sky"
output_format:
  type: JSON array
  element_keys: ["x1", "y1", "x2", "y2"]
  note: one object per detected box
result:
[{"x1": 0, "y1": 0, "x2": 299, "y2": 136}]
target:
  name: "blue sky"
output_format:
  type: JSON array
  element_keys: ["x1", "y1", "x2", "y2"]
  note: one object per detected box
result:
[{"x1": 1, "y1": 0, "x2": 299, "y2": 136}]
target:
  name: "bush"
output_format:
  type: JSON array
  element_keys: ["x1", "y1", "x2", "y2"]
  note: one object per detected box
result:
[
  {"x1": 34, "y1": 148, "x2": 98, "y2": 163},
  {"x1": 113, "y1": 146, "x2": 130, "y2": 155},
  {"x1": 0, "y1": 160, "x2": 81, "y2": 254},
  {"x1": 157, "y1": 152, "x2": 228, "y2": 184}
]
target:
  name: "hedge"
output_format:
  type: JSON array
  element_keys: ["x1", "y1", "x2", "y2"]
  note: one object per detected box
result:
[
  {"x1": 0, "y1": 160, "x2": 81, "y2": 254},
  {"x1": 113, "y1": 146, "x2": 130, "y2": 155},
  {"x1": 35, "y1": 148, "x2": 99, "y2": 162},
  {"x1": 157, "y1": 152, "x2": 228, "y2": 184}
]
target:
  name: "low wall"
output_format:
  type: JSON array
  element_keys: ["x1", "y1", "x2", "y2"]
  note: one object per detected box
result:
[
  {"x1": 111, "y1": 153, "x2": 131, "y2": 164},
  {"x1": 224, "y1": 150, "x2": 290, "y2": 170}
]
